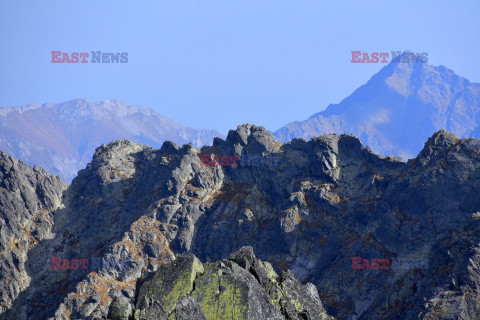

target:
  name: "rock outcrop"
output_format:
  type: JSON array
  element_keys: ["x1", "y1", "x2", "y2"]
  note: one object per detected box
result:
[
  {"x1": 0, "y1": 151, "x2": 66, "y2": 314},
  {"x1": 1, "y1": 124, "x2": 480, "y2": 319},
  {"x1": 131, "y1": 246, "x2": 333, "y2": 320}
]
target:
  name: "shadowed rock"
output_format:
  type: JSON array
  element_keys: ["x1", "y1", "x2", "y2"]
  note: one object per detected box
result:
[
  {"x1": 1, "y1": 125, "x2": 480, "y2": 319},
  {"x1": 133, "y1": 247, "x2": 334, "y2": 320}
]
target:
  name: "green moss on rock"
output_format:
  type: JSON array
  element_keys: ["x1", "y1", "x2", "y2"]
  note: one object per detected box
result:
[
  {"x1": 131, "y1": 247, "x2": 334, "y2": 320},
  {"x1": 192, "y1": 263, "x2": 249, "y2": 320},
  {"x1": 135, "y1": 254, "x2": 204, "y2": 318}
]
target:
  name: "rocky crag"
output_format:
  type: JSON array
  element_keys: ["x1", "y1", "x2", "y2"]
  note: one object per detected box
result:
[
  {"x1": 0, "y1": 151, "x2": 66, "y2": 314},
  {"x1": 1, "y1": 124, "x2": 480, "y2": 319},
  {"x1": 130, "y1": 246, "x2": 333, "y2": 320}
]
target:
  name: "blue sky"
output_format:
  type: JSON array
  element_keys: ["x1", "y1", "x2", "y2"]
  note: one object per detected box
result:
[{"x1": 1, "y1": 1, "x2": 479, "y2": 134}]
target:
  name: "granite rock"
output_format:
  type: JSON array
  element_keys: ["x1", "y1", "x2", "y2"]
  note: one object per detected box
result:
[{"x1": 1, "y1": 125, "x2": 480, "y2": 319}]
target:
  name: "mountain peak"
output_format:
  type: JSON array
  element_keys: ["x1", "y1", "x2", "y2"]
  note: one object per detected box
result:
[
  {"x1": 54, "y1": 98, "x2": 156, "y2": 118},
  {"x1": 429, "y1": 129, "x2": 459, "y2": 144},
  {"x1": 214, "y1": 124, "x2": 281, "y2": 155},
  {"x1": 423, "y1": 129, "x2": 460, "y2": 151},
  {"x1": 275, "y1": 60, "x2": 479, "y2": 160},
  {"x1": 416, "y1": 129, "x2": 460, "y2": 162}
]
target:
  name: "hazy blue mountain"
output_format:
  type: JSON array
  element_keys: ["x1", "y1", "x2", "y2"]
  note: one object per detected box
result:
[
  {"x1": 0, "y1": 99, "x2": 224, "y2": 182},
  {"x1": 274, "y1": 53, "x2": 480, "y2": 159}
]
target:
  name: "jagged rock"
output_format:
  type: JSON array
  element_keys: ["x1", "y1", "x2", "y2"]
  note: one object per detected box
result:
[
  {"x1": 133, "y1": 247, "x2": 334, "y2": 320},
  {"x1": 136, "y1": 254, "x2": 204, "y2": 317},
  {"x1": 0, "y1": 151, "x2": 66, "y2": 314},
  {"x1": 108, "y1": 297, "x2": 133, "y2": 320},
  {"x1": 1, "y1": 125, "x2": 480, "y2": 320}
]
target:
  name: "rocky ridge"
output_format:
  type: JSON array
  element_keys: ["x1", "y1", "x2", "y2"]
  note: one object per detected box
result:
[{"x1": 1, "y1": 124, "x2": 480, "y2": 319}]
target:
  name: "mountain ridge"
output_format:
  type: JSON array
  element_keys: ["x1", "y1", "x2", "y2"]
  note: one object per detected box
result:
[{"x1": 2, "y1": 124, "x2": 480, "y2": 319}]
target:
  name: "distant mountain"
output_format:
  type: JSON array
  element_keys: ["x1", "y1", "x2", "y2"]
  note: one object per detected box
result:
[
  {"x1": 0, "y1": 99, "x2": 224, "y2": 182},
  {"x1": 274, "y1": 52, "x2": 480, "y2": 159}
]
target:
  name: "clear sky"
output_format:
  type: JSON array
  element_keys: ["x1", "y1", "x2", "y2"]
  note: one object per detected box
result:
[{"x1": 1, "y1": 1, "x2": 479, "y2": 134}]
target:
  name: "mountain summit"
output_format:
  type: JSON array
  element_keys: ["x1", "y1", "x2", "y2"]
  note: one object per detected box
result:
[{"x1": 275, "y1": 54, "x2": 480, "y2": 159}]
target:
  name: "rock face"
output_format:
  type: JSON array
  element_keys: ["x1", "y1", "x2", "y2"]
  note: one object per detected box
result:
[
  {"x1": 1, "y1": 124, "x2": 480, "y2": 319},
  {"x1": 0, "y1": 151, "x2": 66, "y2": 314},
  {"x1": 0, "y1": 99, "x2": 223, "y2": 182},
  {"x1": 132, "y1": 246, "x2": 333, "y2": 320},
  {"x1": 275, "y1": 53, "x2": 480, "y2": 160}
]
